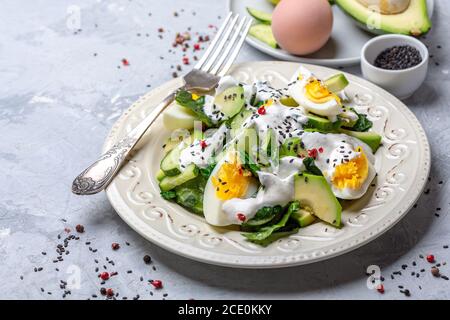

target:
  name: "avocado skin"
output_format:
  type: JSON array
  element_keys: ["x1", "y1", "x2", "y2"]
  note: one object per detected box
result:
[{"x1": 335, "y1": 0, "x2": 432, "y2": 36}]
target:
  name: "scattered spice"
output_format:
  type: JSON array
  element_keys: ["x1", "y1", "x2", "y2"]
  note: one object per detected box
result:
[
  {"x1": 257, "y1": 106, "x2": 266, "y2": 115},
  {"x1": 75, "y1": 224, "x2": 84, "y2": 233},
  {"x1": 426, "y1": 254, "x2": 435, "y2": 263},
  {"x1": 100, "y1": 272, "x2": 110, "y2": 281},
  {"x1": 111, "y1": 243, "x2": 120, "y2": 250},
  {"x1": 236, "y1": 213, "x2": 246, "y2": 222},
  {"x1": 143, "y1": 255, "x2": 152, "y2": 264},
  {"x1": 106, "y1": 288, "x2": 114, "y2": 297},
  {"x1": 376, "y1": 284, "x2": 385, "y2": 294},
  {"x1": 431, "y1": 266, "x2": 440, "y2": 277},
  {"x1": 150, "y1": 280, "x2": 163, "y2": 289}
]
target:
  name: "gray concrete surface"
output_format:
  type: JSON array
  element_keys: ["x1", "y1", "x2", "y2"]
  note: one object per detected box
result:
[{"x1": 0, "y1": 0, "x2": 449, "y2": 299}]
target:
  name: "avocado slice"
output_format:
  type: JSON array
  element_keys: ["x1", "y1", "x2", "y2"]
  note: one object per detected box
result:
[
  {"x1": 246, "y1": 7, "x2": 272, "y2": 24},
  {"x1": 335, "y1": 0, "x2": 431, "y2": 36},
  {"x1": 214, "y1": 86, "x2": 245, "y2": 118},
  {"x1": 324, "y1": 73, "x2": 349, "y2": 93},
  {"x1": 306, "y1": 114, "x2": 336, "y2": 132},
  {"x1": 291, "y1": 208, "x2": 317, "y2": 228},
  {"x1": 280, "y1": 96, "x2": 299, "y2": 107},
  {"x1": 249, "y1": 24, "x2": 277, "y2": 48},
  {"x1": 338, "y1": 128, "x2": 382, "y2": 152},
  {"x1": 294, "y1": 173, "x2": 342, "y2": 227}
]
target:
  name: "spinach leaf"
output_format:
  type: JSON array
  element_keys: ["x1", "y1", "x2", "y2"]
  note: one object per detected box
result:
[
  {"x1": 160, "y1": 190, "x2": 177, "y2": 200},
  {"x1": 351, "y1": 108, "x2": 373, "y2": 132},
  {"x1": 303, "y1": 157, "x2": 323, "y2": 176},
  {"x1": 286, "y1": 201, "x2": 300, "y2": 215},
  {"x1": 247, "y1": 228, "x2": 299, "y2": 247},
  {"x1": 199, "y1": 162, "x2": 216, "y2": 179},
  {"x1": 243, "y1": 207, "x2": 294, "y2": 242},
  {"x1": 241, "y1": 205, "x2": 282, "y2": 227},
  {"x1": 175, "y1": 90, "x2": 213, "y2": 127}
]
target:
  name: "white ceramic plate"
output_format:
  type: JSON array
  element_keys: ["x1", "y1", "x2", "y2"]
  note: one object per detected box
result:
[
  {"x1": 229, "y1": 0, "x2": 434, "y2": 67},
  {"x1": 105, "y1": 61, "x2": 430, "y2": 268}
]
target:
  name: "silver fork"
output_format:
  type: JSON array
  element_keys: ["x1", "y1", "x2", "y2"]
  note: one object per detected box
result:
[{"x1": 72, "y1": 13, "x2": 252, "y2": 195}]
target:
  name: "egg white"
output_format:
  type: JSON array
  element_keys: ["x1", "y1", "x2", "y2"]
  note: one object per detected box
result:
[{"x1": 289, "y1": 66, "x2": 342, "y2": 121}]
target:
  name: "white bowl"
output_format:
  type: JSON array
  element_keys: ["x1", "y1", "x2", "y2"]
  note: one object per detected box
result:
[{"x1": 361, "y1": 34, "x2": 429, "y2": 100}]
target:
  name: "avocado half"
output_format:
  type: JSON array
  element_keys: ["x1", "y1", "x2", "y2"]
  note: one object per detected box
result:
[{"x1": 336, "y1": 0, "x2": 431, "y2": 36}]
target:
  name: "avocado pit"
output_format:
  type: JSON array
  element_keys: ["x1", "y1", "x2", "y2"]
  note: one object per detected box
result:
[{"x1": 357, "y1": 0, "x2": 411, "y2": 14}]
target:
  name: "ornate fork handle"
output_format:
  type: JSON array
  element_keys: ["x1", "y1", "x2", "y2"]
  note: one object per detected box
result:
[{"x1": 72, "y1": 90, "x2": 178, "y2": 195}]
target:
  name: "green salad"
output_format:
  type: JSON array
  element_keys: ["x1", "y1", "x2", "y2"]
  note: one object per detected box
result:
[{"x1": 157, "y1": 65, "x2": 381, "y2": 246}]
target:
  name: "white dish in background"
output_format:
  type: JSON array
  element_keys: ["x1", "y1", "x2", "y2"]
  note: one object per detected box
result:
[
  {"x1": 229, "y1": 0, "x2": 434, "y2": 67},
  {"x1": 361, "y1": 34, "x2": 429, "y2": 100},
  {"x1": 105, "y1": 61, "x2": 430, "y2": 268}
]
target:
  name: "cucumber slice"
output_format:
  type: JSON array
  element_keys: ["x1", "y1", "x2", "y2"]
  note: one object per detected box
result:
[
  {"x1": 159, "y1": 164, "x2": 199, "y2": 192},
  {"x1": 214, "y1": 86, "x2": 245, "y2": 118},
  {"x1": 249, "y1": 24, "x2": 277, "y2": 48},
  {"x1": 246, "y1": 7, "x2": 272, "y2": 24},
  {"x1": 160, "y1": 146, "x2": 182, "y2": 176},
  {"x1": 156, "y1": 169, "x2": 165, "y2": 181},
  {"x1": 324, "y1": 73, "x2": 349, "y2": 93}
]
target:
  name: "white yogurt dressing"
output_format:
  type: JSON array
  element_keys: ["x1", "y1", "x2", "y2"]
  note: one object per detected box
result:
[
  {"x1": 242, "y1": 102, "x2": 309, "y2": 146},
  {"x1": 222, "y1": 157, "x2": 305, "y2": 224},
  {"x1": 202, "y1": 95, "x2": 224, "y2": 124},
  {"x1": 178, "y1": 124, "x2": 228, "y2": 170}
]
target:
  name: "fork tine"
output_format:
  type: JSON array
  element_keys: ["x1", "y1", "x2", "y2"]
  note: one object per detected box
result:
[
  {"x1": 200, "y1": 14, "x2": 240, "y2": 73},
  {"x1": 194, "y1": 12, "x2": 233, "y2": 70},
  {"x1": 217, "y1": 20, "x2": 252, "y2": 77},
  {"x1": 210, "y1": 17, "x2": 249, "y2": 76}
]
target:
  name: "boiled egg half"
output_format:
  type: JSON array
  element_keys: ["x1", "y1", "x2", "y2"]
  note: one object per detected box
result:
[
  {"x1": 203, "y1": 151, "x2": 258, "y2": 226},
  {"x1": 301, "y1": 132, "x2": 376, "y2": 200},
  {"x1": 290, "y1": 66, "x2": 342, "y2": 121}
]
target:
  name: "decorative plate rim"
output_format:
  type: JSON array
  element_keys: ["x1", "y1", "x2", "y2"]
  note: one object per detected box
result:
[{"x1": 104, "y1": 61, "x2": 430, "y2": 268}]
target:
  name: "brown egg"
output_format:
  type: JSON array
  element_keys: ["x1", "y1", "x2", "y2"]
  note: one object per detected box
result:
[{"x1": 272, "y1": 0, "x2": 333, "y2": 55}]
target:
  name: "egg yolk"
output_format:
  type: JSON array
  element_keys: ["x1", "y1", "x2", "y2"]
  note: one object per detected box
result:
[
  {"x1": 332, "y1": 147, "x2": 369, "y2": 190},
  {"x1": 211, "y1": 155, "x2": 252, "y2": 200},
  {"x1": 304, "y1": 79, "x2": 341, "y2": 105}
]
